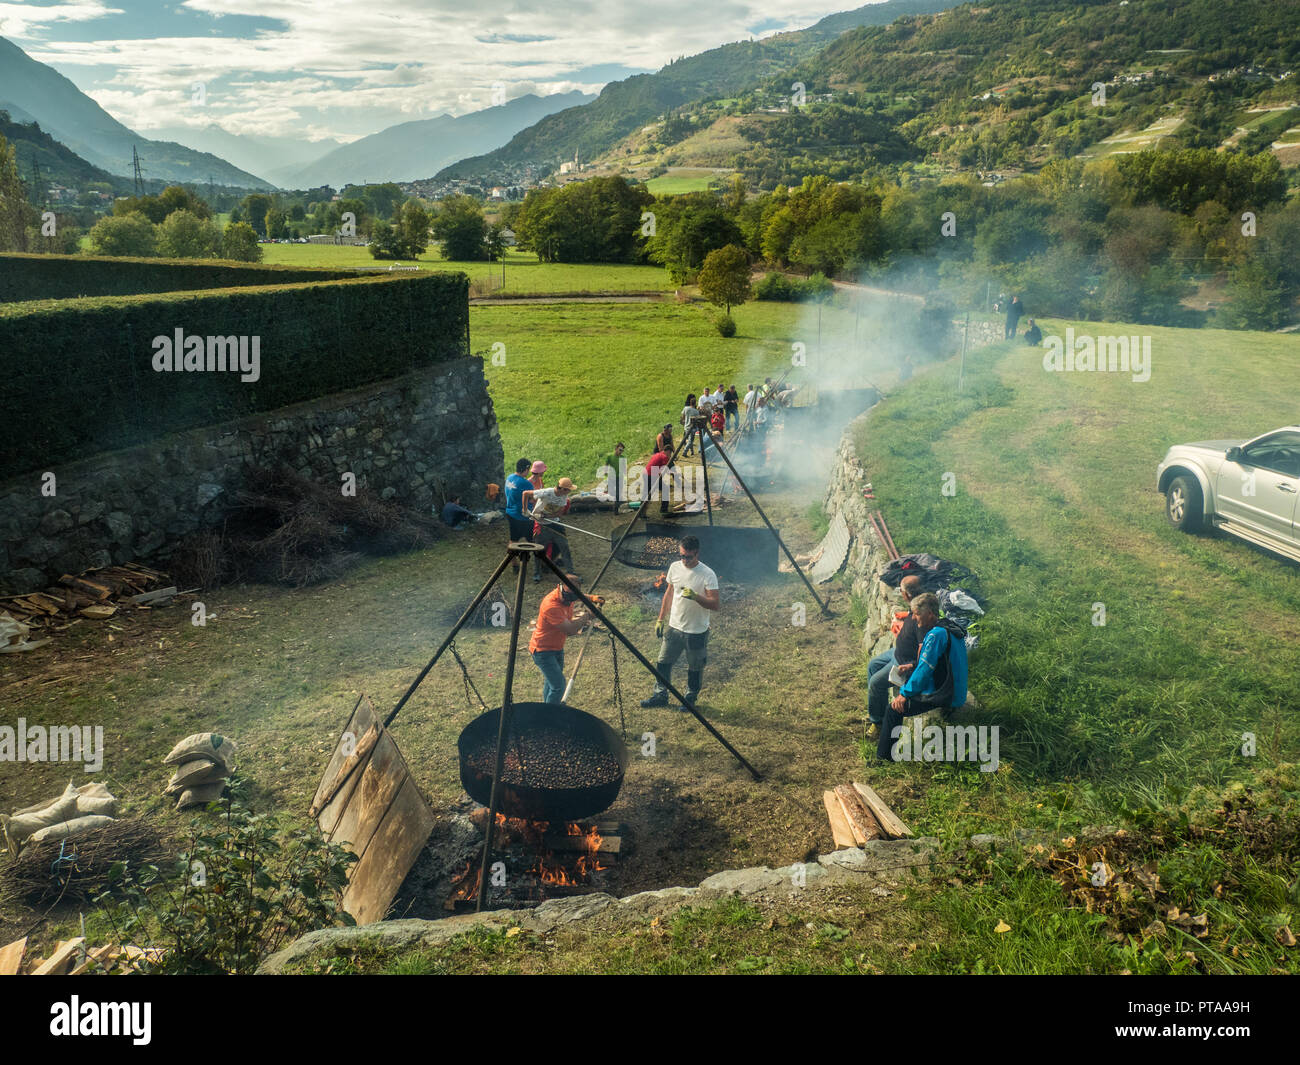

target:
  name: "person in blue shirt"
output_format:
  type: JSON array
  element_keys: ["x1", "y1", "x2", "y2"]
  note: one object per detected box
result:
[
  {"x1": 877, "y1": 591, "x2": 968, "y2": 761},
  {"x1": 503, "y1": 457, "x2": 535, "y2": 572},
  {"x1": 441, "y1": 496, "x2": 475, "y2": 528}
]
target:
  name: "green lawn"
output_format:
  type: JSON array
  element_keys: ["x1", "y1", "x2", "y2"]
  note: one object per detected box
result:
[
  {"x1": 257, "y1": 243, "x2": 672, "y2": 294},
  {"x1": 644, "y1": 169, "x2": 721, "y2": 196},
  {"x1": 474, "y1": 297, "x2": 890, "y2": 479}
]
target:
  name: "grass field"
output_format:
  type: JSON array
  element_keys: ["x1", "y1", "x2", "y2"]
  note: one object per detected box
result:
[
  {"x1": 3, "y1": 295, "x2": 1296, "y2": 974},
  {"x1": 644, "y1": 168, "x2": 724, "y2": 196},
  {"x1": 257, "y1": 243, "x2": 672, "y2": 294}
]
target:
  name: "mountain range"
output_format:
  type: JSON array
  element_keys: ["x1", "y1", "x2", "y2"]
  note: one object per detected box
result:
[
  {"x1": 0, "y1": 36, "x2": 272, "y2": 189},
  {"x1": 280, "y1": 90, "x2": 596, "y2": 188}
]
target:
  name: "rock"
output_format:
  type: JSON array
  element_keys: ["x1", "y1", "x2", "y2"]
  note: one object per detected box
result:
[
  {"x1": 38, "y1": 510, "x2": 75, "y2": 536},
  {"x1": 532, "y1": 893, "x2": 616, "y2": 928},
  {"x1": 105, "y1": 511, "x2": 133, "y2": 543},
  {"x1": 698, "y1": 867, "x2": 788, "y2": 896},
  {"x1": 617, "y1": 886, "x2": 699, "y2": 914},
  {"x1": 818, "y1": 837, "x2": 940, "y2": 875},
  {"x1": 195, "y1": 483, "x2": 224, "y2": 507},
  {"x1": 77, "y1": 501, "x2": 107, "y2": 524}
]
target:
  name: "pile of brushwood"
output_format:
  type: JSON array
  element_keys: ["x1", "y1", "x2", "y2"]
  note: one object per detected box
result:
[{"x1": 170, "y1": 465, "x2": 438, "y2": 588}]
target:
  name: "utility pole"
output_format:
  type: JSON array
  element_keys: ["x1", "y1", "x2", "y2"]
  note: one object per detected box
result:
[{"x1": 132, "y1": 146, "x2": 144, "y2": 197}]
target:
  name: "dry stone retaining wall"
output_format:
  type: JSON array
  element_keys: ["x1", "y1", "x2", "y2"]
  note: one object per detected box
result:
[{"x1": 0, "y1": 356, "x2": 502, "y2": 593}]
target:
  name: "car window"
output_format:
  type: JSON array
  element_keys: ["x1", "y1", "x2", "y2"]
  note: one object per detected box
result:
[{"x1": 1242, "y1": 432, "x2": 1300, "y2": 477}]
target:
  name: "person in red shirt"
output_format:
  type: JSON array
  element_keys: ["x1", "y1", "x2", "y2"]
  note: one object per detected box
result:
[
  {"x1": 645, "y1": 448, "x2": 672, "y2": 515},
  {"x1": 529, "y1": 574, "x2": 591, "y2": 703},
  {"x1": 709, "y1": 406, "x2": 725, "y2": 439}
]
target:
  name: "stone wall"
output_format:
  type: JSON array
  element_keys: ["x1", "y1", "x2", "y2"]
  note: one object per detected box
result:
[
  {"x1": 0, "y1": 356, "x2": 503, "y2": 593},
  {"x1": 822, "y1": 409, "x2": 898, "y2": 657}
]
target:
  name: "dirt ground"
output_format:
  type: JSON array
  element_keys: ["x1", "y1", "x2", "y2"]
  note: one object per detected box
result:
[{"x1": 0, "y1": 459, "x2": 871, "y2": 941}]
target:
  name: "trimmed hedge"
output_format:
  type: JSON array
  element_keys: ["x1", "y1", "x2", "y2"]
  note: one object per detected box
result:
[
  {"x1": 2, "y1": 271, "x2": 470, "y2": 473},
  {"x1": 0, "y1": 253, "x2": 362, "y2": 304}
]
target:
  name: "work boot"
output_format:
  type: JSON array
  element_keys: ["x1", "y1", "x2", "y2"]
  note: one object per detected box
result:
[
  {"x1": 682, "y1": 668, "x2": 702, "y2": 709},
  {"x1": 640, "y1": 690, "x2": 669, "y2": 708}
]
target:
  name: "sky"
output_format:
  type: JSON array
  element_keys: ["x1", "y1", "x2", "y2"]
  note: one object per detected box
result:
[{"x1": 1, "y1": 0, "x2": 863, "y2": 144}]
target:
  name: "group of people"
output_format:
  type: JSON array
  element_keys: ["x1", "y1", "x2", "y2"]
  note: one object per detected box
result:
[
  {"x1": 503, "y1": 456, "x2": 577, "y2": 581},
  {"x1": 998, "y1": 293, "x2": 1041, "y2": 344},
  {"x1": 865, "y1": 576, "x2": 970, "y2": 762}
]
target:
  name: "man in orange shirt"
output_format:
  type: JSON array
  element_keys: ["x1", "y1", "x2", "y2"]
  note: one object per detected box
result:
[{"x1": 529, "y1": 573, "x2": 592, "y2": 704}]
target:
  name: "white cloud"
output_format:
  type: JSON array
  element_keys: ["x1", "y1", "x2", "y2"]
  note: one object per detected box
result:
[
  {"x1": 0, "y1": 1, "x2": 121, "y2": 37},
  {"x1": 19, "y1": 0, "x2": 852, "y2": 138}
]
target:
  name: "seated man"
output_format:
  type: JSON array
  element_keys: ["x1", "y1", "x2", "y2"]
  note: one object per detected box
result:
[
  {"x1": 876, "y1": 592, "x2": 969, "y2": 762},
  {"x1": 865, "y1": 574, "x2": 925, "y2": 740},
  {"x1": 1023, "y1": 318, "x2": 1043, "y2": 345},
  {"x1": 441, "y1": 495, "x2": 475, "y2": 529}
]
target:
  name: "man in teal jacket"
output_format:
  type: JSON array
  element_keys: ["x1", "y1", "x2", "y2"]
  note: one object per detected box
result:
[{"x1": 877, "y1": 592, "x2": 968, "y2": 761}]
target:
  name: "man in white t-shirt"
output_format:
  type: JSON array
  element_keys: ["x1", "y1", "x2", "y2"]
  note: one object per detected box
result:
[
  {"x1": 640, "y1": 535, "x2": 720, "y2": 709},
  {"x1": 742, "y1": 384, "x2": 758, "y2": 427}
]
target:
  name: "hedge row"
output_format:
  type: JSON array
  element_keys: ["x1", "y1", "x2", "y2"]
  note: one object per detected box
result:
[
  {"x1": 0, "y1": 253, "x2": 363, "y2": 304},
  {"x1": 2, "y1": 271, "x2": 470, "y2": 473}
]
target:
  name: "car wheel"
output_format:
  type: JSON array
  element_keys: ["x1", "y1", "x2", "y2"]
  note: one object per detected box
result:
[{"x1": 1166, "y1": 475, "x2": 1203, "y2": 532}]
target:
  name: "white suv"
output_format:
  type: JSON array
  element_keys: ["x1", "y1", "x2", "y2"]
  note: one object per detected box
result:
[{"x1": 1157, "y1": 427, "x2": 1300, "y2": 563}]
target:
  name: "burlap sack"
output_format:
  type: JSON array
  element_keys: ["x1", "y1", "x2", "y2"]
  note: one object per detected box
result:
[
  {"x1": 163, "y1": 733, "x2": 237, "y2": 769},
  {"x1": 75, "y1": 782, "x2": 118, "y2": 817},
  {"x1": 165, "y1": 758, "x2": 225, "y2": 795},
  {"x1": 28, "y1": 814, "x2": 117, "y2": 844},
  {"x1": 175, "y1": 782, "x2": 227, "y2": 810},
  {"x1": 4, "y1": 782, "x2": 80, "y2": 841}
]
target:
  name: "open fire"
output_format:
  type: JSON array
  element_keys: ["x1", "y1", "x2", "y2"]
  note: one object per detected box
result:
[{"x1": 446, "y1": 810, "x2": 615, "y2": 909}]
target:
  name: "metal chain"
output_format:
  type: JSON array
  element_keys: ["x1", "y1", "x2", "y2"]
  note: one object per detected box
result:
[
  {"x1": 449, "y1": 640, "x2": 487, "y2": 711},
  {"x1": 609, "y1": 633, "x2": 626, "y2": 741}
]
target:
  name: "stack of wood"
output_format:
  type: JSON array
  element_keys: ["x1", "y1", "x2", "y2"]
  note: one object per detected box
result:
[
  {"x1": 823, "y1": 782, "x2": 913, "y2": 848},
  {"x1": 0, "y1": 935, "x2": 165, "y2": 975},
  {"x1": 0, "y1": 562, "x2": 177, "y2": 630}
]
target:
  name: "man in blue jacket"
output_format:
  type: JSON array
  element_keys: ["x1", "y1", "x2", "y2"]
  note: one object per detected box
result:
[
  {"x1": 877, "y1": 592, "x2": 968, "y2": 761},
  {"x1": 503, "y1": 458, "x2": 535, "y2": 574}
]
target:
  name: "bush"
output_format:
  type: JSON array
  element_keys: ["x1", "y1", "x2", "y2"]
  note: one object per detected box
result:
[
  {"x1": 756, "y1": 271, "x2": 794, "y2": 300},
  {"x1": 716, "y1": 313, "x2": 736, "y2": 337},
  {"x1": 92, "y1": 779, "x2": 356, "y2": 974},
  {"x1": 0, "y1": 263, "x2": 469, "y2": 472},
  {"x1": 755, "y1": 270, "x2": 834, "y2": 303}
]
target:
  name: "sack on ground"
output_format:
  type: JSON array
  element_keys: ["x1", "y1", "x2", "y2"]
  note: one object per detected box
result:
[
  {"x1": 28, "y1": 814, "x2": 118, "y2": 845},
  {"x1": 75, "y1": 781, "x2": 118, "y2": 817},
  {"x1": 175, "y1": 782, "x2": 227, "y2": 810},
  {"x1": 163, "y1": 733, "x2": 237, "y2": 769},
  {"x1": 5, "y1": 782, "x2": 80, "y2": 841},
  {"x1": 165, "y1": 758, "x2": 225, "y2": 794}
]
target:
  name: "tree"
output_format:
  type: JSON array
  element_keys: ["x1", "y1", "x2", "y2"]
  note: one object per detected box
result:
[
  {"x1": 0, "y1": 135, "x2": 31, "y2": 252},
  {"x1": 222, "y1": 221, "x2": 262, "y2": 262},
  {"x1": 265, "y1": 207, "x2": 288, "y2": 240},
  {"x1": 239, "y1": 193, "x2": 273, "y2": 236},
  {"x1": 698, "y1": 244, "x2": 752, "y2": 314},
  {"x1": 156, "y1": 209, "x2": 221, "y2": 258},
  {"x1": 88, "y1": 212, "x2": 158, "y2": 257},
  {"x1": 431, "y1": 194, "x2": 487, "y2": 260},
  {"x1": 398, "y1": 200, "x2": 430, "y2": 256}
]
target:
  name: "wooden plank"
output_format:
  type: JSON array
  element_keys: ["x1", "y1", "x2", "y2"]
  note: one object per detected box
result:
[
  {"x1": 327, "y1": 730, "x2": 407, "y2": 863},
  {"x1": 852, "y1": 782, "x2": 913, "y2": 839},
  {"x1": 542, "y1": 834, "x2": 622, "y2": 856},
  {"x1": 79, "y1": 605, "x2": 117, "y2": 620},
  {"x1": 0, "y1": 936, "x2": 27, "y2": 975},
  {"x1": 823, "y1": 790, "x2": 857, "y2": 849},
  {"x1": 31, "y1": 937, "x2": 84, "y2": 975},
  {"x1": 311, "y1": 694, "x2": 372, "y2": 822},
  {"x1": 834, "y1": 784, "x2": 883, "y2": 844},
  {"x1": 343, "y1": 775, "x2": 435, "y2": 925},
  {"x1": 308, "y1": 722, "x2": 379, "y2": 819},
  {"x1": 128, "y1": 586, "x2": 178, "y2": 605}
]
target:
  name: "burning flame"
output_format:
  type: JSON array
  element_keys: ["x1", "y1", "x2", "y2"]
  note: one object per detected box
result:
[
  {"x1": 449, "y1": 817, "x2": 607, "y2": 905},
  {"x1": 653, "y1": 573, "x2": 667, "y2": 589}
]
